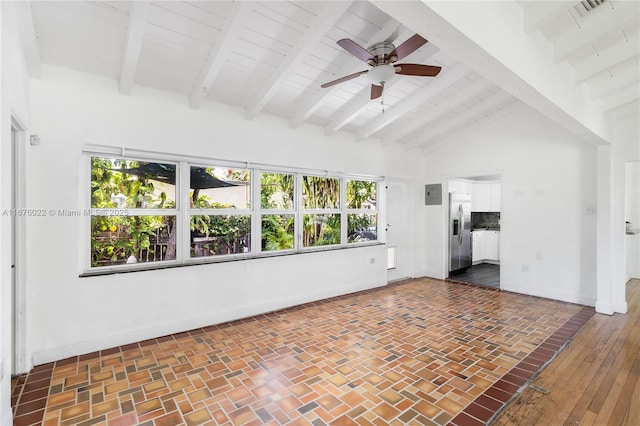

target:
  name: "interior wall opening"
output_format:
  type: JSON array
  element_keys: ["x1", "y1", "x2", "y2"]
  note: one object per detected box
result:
[{"x1": 447, "y1": 174, "x2": 502, "y2": 289}]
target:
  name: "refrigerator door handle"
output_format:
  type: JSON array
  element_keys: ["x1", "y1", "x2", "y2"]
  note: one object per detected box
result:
[{"x1": 458, "y1": 204, "x2": 464, "y2": 245}]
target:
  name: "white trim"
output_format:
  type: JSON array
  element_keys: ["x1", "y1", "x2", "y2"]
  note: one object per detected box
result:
[
  {"x1": 10, "y1": 116, "x2": 29, "y2": 374},
  {"x1": 502, "y1": 284, "x2": 597, "y2": 308},
  {"x1": 83, "y1": 144, "x2": 384, "y2": 181}
]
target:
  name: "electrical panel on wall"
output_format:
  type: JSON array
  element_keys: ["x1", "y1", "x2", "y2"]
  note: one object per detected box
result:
[{"x1": 425, "y1": 184, "x2": 442, "y2": 205}]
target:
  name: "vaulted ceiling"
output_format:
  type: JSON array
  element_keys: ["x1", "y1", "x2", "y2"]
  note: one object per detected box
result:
[{"x1": 15, "y1": 1, "x2": 640, "y2": 152}]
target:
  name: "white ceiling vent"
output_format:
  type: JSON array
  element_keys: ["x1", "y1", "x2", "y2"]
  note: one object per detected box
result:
[{"x1": 574, "y1": 0, "x2": 608, "y2": 17}]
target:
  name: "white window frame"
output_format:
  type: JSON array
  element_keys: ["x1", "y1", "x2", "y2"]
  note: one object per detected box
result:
[
  {"x1": 299, "y1": 173, "x2": 343, "y2": 251},
  {"x1": 82, "y1": 146, "x2": 384, "y2": 276},
  {"x1": 186, "y1": 163, "x2": 252, "y2": 262},
  {"x1": 86, "y1": 155, "x2": 182, "y2": 273},
  {"x1": 257, "y1": 170, "x2": 297, "y2": 255},
  {"x1": 345, "y1": 178, "x2": 380, "y2": 245}
]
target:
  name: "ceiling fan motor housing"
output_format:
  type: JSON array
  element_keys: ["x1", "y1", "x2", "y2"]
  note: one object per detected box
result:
[{"x1": 366, "y1": 41, "x2": 397, "y2": 65}]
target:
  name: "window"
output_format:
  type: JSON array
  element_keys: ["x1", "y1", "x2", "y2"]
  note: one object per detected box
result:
[
  {"x1": 189, "y1": 166, "x2": 251, "y2": 258},
  {"x1": 347, "y1": 180, "x2": 378, "y2": 243},
  {"x1": 260, "y1": 172, "x2": 295, "y2": 252},
  {"x1": 90, "y1": 157, "x2": 177, "y2": 267},
  {"x1": 302, "y1": 176, "x2": 341, "y2": 247},
  {"x1": 87, "y1": 152, "x2": 382, "y2": 273}
]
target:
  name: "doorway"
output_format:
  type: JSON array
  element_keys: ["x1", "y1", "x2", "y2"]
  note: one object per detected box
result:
[
  {"x1": 447, "y1": 175, "x2": 502, "y2": 289},
  {"x1": 11, "y1": 118, "x2": 27, "y2": 375},
  {"x1": 386, "y1": 179, "x2": 412, "y2": 283}
]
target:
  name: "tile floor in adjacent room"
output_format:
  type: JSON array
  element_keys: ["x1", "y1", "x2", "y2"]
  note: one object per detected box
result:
[
  {"x1": 11, "y1": 278, "x2": 594, "y2": 426},
  {"x1": 447, "y1": 264, "x2": 500, "y2": 289}
]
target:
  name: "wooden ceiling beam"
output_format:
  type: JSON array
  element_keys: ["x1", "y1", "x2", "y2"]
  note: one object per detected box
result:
[
  {"x1": 589, "y1": 65, "x2": 640, "y2": 100},
  {"x1": 119, "y1": 2, "x2": 149, "y2": 95},
  {"x1": 245, "y1": 2, "x2": 352, "y2": 120},
  {"x1": 420, "y1": 101, "x2": 524, "y2": 156},
  {"x1": 189, "y1": 2, "x2": 252, "y2": 110},
  {"x1": 381, "y1": 79, "x2": 494, "y2": 146},
  {"x1": 404, "y1": 91, "x2": 514, "y2": 151},
  {"x1": 601, "y1": 83, "x2": 640, "y2": 111},
  {"x1": 575, "y1": 39, "x2": 640, "y2": 84},
  {"x1": 523, "y1": 1, "x2": 574, "y2": 33},
  {"x1": 553, "y1": 2, "x2": 638, "y2": 63},
  {"x1": 14, "y1": 1, "x2": 42, "y2": 78}
]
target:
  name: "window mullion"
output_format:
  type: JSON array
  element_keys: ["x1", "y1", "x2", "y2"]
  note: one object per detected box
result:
[
  {"x1": 295, "y1": 173, "x2": 303, "y2": 252},
  {"x1": 252, "y1": 170, "x2": 260, "y2": 255},
  {"x1": 379, "y1": 180, "x2": 386, "y2": 244},
  {"x1": 340, "y1": 178, "x2": 347, "y2": 246},
  {"x1": 179, "y1": 161, "x2": 190, "y2": 262}
]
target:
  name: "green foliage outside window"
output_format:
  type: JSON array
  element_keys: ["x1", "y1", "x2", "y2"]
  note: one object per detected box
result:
[
  {"x1": 90, "y1": 158, "x2": 379, "y2": 268},
  {"x1": 91, "y1": 157, "x2": 175, "y2": 267},
  {"x1": 347, "y1": 180, "x2": 377, "y2": 243},
  {"x1": 260, "y1": 173, "x2": 295, "y2": 251}
]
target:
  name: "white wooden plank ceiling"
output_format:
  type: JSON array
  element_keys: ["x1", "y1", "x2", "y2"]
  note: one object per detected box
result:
[{"x1": 24, "y1": 1, "x2": 640, "y2": 152}]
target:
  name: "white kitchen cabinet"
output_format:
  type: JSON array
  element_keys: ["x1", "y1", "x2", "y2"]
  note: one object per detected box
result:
[
  {"x1": 471, "y1": 183, "x2": 491, "y2": 211},
  {"x1": 490, "y1": 183, "x2": 501, "y2": 211},
  {"x1": 472, "y1": 182, "x2": 501, "y2": 212},
  {"x1": 486, "y1": 231, "x2": 499, "y2": 260},
  {"x1": 472, "y1": 230, "x2": 500, "y2": 263},
  {"x1": 472, "y1": 232, "x2": 482, "y2": 262},
  {"x1": 450, "y1": 179, "x2": 472, "y2": 195}
]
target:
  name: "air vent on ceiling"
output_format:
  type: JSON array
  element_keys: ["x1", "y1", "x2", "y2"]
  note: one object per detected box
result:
[{"x1": 574, "y1": 0, "x2": 607, "y2": 17}]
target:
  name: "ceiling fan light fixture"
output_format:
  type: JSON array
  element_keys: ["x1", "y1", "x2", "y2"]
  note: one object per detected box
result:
[{"x1": 367, "y1": 64, "x2": 396, "y2": 85}]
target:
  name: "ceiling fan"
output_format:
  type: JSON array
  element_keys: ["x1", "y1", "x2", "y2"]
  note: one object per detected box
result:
[{"x1": 321, "y1": 34, "x2": 442, "y2": 100}]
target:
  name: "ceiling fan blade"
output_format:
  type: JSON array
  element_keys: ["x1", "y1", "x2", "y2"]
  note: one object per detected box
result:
[
  {"x1": 390, "y1": 34, "x2": 428, "y2": 61},
  {"x1": 384, "y1": 27, "x2": 401, "y2": 44},
  {"x1": 337, "y1": 38, "x2": 374, "y2": 63},
  {"x1": 371, "y1": 84, "x2": 383, "y2": 100},
  {"x1": 320, "y1": 70, "x2": 368, "y2": 88},
  {"x1": 394, "y1": 63, "x2": 442, "y2": 77}
]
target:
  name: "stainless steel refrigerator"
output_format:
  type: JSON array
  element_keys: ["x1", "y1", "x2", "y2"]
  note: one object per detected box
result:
[{"x1": 449, "y1": 193, "x2": 472, "y2": 273}]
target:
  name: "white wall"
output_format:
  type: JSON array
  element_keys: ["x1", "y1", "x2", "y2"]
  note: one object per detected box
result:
[
  {"x1": 26, "y1": 66, "x2": 420, "y2": 365},
  {"x1": 416, "y1": 106, "x2": 598, "y2": 305},
  {"x1": 1, "y1": 2, "x2": 32, "y2": 424}
]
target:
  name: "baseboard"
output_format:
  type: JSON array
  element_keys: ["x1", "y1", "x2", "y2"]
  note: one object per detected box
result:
[
  {"x1": 31, "y1": 279, "x2": 386, "y2": 366},
  {"x1": 613, "y1": 301, "x2": 627, "y2": 314},
  {"x1": 2, "y1": 407, "x2": 11, "y2": 426},
  {"x1": 595, "y1": 301, "x2": 614, "y2": 315},
  {"x1": 501, "y1": 284, "x2": 596, "y2": 307}
]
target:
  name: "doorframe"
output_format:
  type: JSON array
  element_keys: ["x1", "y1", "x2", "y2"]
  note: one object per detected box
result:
[
  {"x1": 443, "y1": 173, "x2": 503, "y2": 287},
  {"x1": 11, "y1": 116, "x2": 28, "y2": 375},
  {"x1": 385, "y1": 177, "x2": 414, "y2": 283}
]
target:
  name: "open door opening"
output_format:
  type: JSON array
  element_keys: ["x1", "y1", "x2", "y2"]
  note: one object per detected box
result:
[{"x1": 447, "y1": 176, "x2": 501, "y2": 289}]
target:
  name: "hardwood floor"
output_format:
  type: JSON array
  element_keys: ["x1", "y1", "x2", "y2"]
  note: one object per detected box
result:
[
  {"x1": 494, "y1": 279, "x2": 640, "y2": 425},
  {"x1": 448, "y1": 263, "x2": 500, "y2": 289}
]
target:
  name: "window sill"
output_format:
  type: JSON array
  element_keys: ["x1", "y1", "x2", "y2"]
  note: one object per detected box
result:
[{"x1": 79, "y1": 241, "x2": 385, "y2": 277}]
